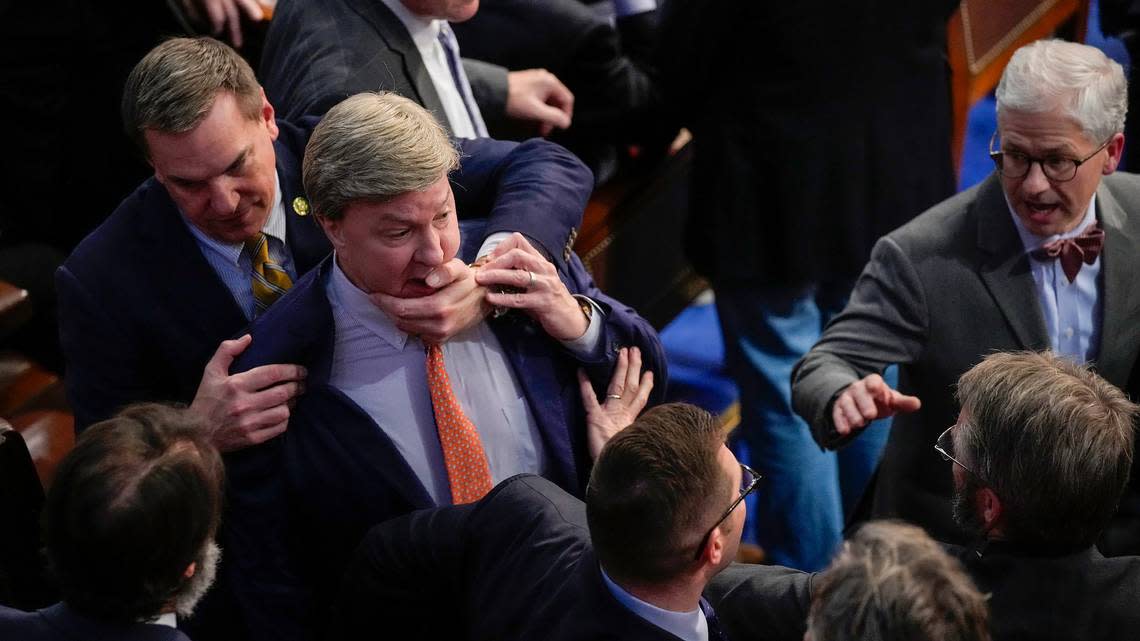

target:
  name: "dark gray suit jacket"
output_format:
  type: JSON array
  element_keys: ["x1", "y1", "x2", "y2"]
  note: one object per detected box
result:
[
  {"x1": 260, "y1": 0, "x2": 508, "y2": 130},
  {"x1": 0, "y1": 604, "x2": 190, "y2": 641},
  {"x1": 330, "y1": 475, "x2": 740, "y2": 641},
  {"x1": 793, "y1": 172, "x2": 1140, "y2": 545}
]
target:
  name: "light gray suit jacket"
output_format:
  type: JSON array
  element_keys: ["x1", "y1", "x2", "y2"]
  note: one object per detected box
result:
[{"x1": 793, "y1": 171, "x2": 1140, "y2": 544}]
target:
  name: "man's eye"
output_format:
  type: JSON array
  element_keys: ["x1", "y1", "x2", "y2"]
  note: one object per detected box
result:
[
  {"x1": 1044, "y1": 157, "x2": 1071, "y2": 171},
  {"x1": 387, "y1": 229, "x2": 411, "y2": 239}
]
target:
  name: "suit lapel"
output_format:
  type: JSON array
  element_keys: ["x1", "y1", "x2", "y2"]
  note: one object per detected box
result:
[
  {"x1": 1091, "y1": 181, "x2": 1140, "y2": 385},
  {"x1": 344, "y1": 0, "x2": 453, "y2": 135},
  {"x1": 974, "y1": 175, "x2": 1050, "y2": 351}
]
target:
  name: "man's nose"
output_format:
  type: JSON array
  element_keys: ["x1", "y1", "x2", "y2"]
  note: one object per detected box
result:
[
  {"x1": 414, "y1": 227, "x2": 445, "y2": 266},
  {"x1": 208, "y1": 177, "x2": 240, "y2": 214},
  {"x1": 1021, "y1": 160, "x2": 1051, "y2": 193}
]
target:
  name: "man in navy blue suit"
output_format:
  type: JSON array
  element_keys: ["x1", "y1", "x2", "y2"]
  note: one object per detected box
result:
[
  {"x1": 224, "y1": 92, "x2": 666, "y2": 641},
  {"x1": 0, "y1": 404, "x2": 224, "y2": 641},
  {"x1": 56, "y1": 37, "x2": 592, "y2": 452}
]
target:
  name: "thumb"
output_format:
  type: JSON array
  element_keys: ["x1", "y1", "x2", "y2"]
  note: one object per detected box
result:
[
  {"x1": 426, "y1": 259, "x2": 468, "y2": 288},
  {"x1": 208, "y1": 334, "x2": 252, "y2": 372}
]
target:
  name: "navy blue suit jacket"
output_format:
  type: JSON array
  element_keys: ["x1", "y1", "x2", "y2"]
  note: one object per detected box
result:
[
  {"x1": 58, "y1": 121, "x2": 592, "y2": 431},
  {"x1": 224, "y1": 249, "x2": 666, "y2": 641},
  {"x1": 0, "y1": 603, "x2": 189, "y2": 641},
  {"x1": 331, "y1": 474, "x2": 713, "y2": 641}
]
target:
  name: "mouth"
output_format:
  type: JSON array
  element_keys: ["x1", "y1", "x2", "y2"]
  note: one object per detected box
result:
[
  {"x1": 1024, "y1": 201, "x2": 1060, "y2": 222},
  {"x1": 401, "y1": 278, "x2": 437, "y2": 298}
]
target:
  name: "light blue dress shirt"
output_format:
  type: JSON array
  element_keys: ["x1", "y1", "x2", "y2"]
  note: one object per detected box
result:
[
  {"x1": 1007, "y1": 195, "x2": 1102, "y2": 364},
  {"x1": 183, "y1": 173, "x2": 296, "y2": 320},
  {"x1": 325, "y1": 258, "x2": 603, "y2": 505},
  {"x1": 600, "y1": 568, "x2": 708, "y2": 641}
]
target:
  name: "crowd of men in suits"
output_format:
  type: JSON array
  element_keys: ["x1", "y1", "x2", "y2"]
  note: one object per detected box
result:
[{"x1": 1, "y1": 0, "x2": 1140, "y2": 639}]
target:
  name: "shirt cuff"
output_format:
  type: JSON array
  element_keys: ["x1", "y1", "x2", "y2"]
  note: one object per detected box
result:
[
  {"x1": 477, "y1": 232, "x2": 512, "y2": 260},
  {"x1": 612, "y1": 0, "x2": 656, "y2": 17},
  {"x1": 560, "y1": 295, "x2": 605, "y2": 359}
]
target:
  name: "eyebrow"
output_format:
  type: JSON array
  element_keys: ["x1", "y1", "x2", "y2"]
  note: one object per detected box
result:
[{"x1": 169, "y1": 146, "x2": 251, "y2": 184}]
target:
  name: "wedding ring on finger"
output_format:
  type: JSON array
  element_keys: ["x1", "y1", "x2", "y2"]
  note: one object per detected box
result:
[
  {"x1": 606, "y1": 394, "x2": 622, "y2": 400},
  {"x1": 527, "y1": 269, "x2": 536, "y2": 288}
]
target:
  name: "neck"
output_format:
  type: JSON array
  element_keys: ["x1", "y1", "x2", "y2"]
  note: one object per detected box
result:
[{"x1": 616, "y1": 575, "x2": 705, "y2": 613}]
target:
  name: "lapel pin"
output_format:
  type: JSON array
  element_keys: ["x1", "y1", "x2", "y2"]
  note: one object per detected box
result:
[{"x1": 292, "y1": 196, "x2": 310, "y2": 216}]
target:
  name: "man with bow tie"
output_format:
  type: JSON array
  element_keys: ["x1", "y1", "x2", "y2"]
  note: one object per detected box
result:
[{"x1": 792, "y1": 39, "x2": 1140, "y2": 554}]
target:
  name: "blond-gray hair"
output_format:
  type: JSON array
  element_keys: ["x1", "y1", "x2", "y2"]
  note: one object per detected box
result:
[
  {"x1": 807, "y1": 521, "x2": 990, "y2": 641},
  {"x1": 122, "y1": 37, "x2": 263, "y2": 157},
  {"x1": 996, "y1": 39, "x2": 1127, "y2": 142},
  {"x1": 956, "y1": 351, "x2": 1137, "y2": 549},
  {"x1": 303, "y1": 92, "x2": 459, "y2": 220}
]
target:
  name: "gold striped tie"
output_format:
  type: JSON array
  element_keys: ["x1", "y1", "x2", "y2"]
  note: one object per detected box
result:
[{"x1": 244, "y1": 232, "x2": 293, "y2": 314}]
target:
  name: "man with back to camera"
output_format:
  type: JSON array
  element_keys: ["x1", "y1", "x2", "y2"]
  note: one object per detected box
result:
[
  {"x1": 792, "y1": 39, "x2": 1140, "y2": 551},
  {"x1": 328, "y1": 397, "x2": 812, "y2": 641},
  {"x1": 0, "y1": 403, "x2": 224, "y2": 640},
  {"x1": 56, "y1": 36, "x2": 592, "y2": 450},
  {"x1": 223, "y1": 91, "x2": 667, "y2": 641},
  {"x1": 940, "y1": 351, "x2": 1140, "y2": 641}
]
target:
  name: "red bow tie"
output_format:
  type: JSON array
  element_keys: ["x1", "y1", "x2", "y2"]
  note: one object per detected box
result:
[{"x1": 1029, "y1": 222, "x2": 1105, "y2": 283}]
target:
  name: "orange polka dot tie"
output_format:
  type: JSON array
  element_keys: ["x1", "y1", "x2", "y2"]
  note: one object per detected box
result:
[{"x1": 426, "y1": 344, "x2": 493, "y2": 504}]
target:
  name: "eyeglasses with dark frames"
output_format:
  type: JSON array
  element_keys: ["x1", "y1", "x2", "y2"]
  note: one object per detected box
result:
[
  {"x1": 988, "y1": 131, "x2": 1113, "y2": 183},
  {"x1": 692, "y1": 463, "x2": 762, "y2": 561}
]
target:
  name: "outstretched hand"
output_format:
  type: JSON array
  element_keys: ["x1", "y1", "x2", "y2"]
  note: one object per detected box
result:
[
  {"x1": 579, "y1": 347, "x2": 654, "y2": 460},
  {"x1": 831, "y1": 373, "x2": 921, "y2": 436}
]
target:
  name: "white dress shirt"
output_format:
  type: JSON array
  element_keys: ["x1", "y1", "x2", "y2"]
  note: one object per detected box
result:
[
  {"x1": 380, "y1": 0, "x2": 481, "y2": 139},
  {"x1": 183, "y1": 172, "x2": 295, "y2": 320},
  {"x1": 600, "y1": 568, "x2": 708, "y2": 641},
  {"x1": 1007, "y1": 195, "x2": 1102, "y2": 363},
  {"x1": 326, "y1": 258, "x2": 603, "y2": 504}
]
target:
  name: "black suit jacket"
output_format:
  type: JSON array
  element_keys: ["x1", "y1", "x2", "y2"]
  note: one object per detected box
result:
[
  {"x1": 58, "y1": 129, "x2": 591, "y2": 431},
  {"x1": 0, "y1": 603, "x2": 189, "y2": 641},
  {"x1": 950, "y1": 542, "x2": 1140, "y2": 641},
  {"x1": 659, "y1": 0, "x2": 958, "y2": 286},
  {"x1": 331, "y1": 475, "x2": 736, "y2": 641},
  {"x1": 261, "y1": 0, "x2": 508, "y2": 130}
]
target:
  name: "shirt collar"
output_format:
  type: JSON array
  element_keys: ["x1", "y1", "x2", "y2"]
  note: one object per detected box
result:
[
  {"x1": 182, "y1": 171, "x2": 287, "y2": 266},
  {"x1": 147, "y1": 612, "x2": 178, "y2": 629},
  {"x1": 329, "y1": 255, "x2": 410, "y2": 350},
  {"x1": 380, "y1": 0, "x2": 443, "y2": 50},
  {"x1": 1006, "y1": 193, "x2": 1098, "y2": 254},
  {"x1": 600, "y1": 567, "x2": 707, "y2": 641}
]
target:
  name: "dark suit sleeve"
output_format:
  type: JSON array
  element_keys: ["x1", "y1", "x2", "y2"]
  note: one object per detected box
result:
[
  {"x1": 451, "y1": 137, "x2": 592, "y2": 273},
  {"x1": 327, "y1": 503, "x2": 475, "y2": 640},
  {"x1": 791, "y1": 235, "x2": 929, "y2": 449},
  {"x1": 562, "y1": 252, "x2": 668, "y2": 406},
  {"x1": 56, "y1": 264, "x2": 149, "y2": 430},
  {"x1": 462, "y1": 58, "x2": 509, "y2": 124},
  {"x1": 704, "y1": 562, "x2": 814, "y2": 641}
]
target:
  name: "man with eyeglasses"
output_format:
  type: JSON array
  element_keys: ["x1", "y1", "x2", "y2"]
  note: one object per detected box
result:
[
  {"x1": 793, "y1": 38, "x2": 1140, "y2": 554},
  {"x1": 327, "y1": 401, "x2": 810, "y2": 641},
  {"x1": 938, "y1": 351, "x2": 1140, "y2": 641}
]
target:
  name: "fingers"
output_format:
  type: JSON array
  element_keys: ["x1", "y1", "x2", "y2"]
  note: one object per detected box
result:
[
  {"x1": 203, "y1": 0, "x2": 226, "y2": 34},
  {"x1": 631, "y1": 370, "x2": 654, "y2": 411},
  {"x1": 577, "y1": 369, "x2": 601, "y2": 413},
  {"x1": 529, "y1": 101, "x2": 572, "y2": 132},
  {"x1": 481, "y1": 234, "x2": 545, "y2": 271},
  {"x1": 425, "y1": 259, "x2": 469, "y2": 289},
  {"x1": 223, "y1": 0, "x2": 242, "y2": 48},
  {"x1": 235, "y1": 0, "x2": 264, "y2": 21},
  {"x1": 608, "y1": 348, "x2": 630, "y2": 397},
  {"x1": 235, "y1": 363, "x2": 308, "y2": 392},
  {"x1": 890, "y1": 391, "x2": 922, "y2": 413},
  {"x1": 623, "y1": 347, "x2": 643, "y2": 394}
]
